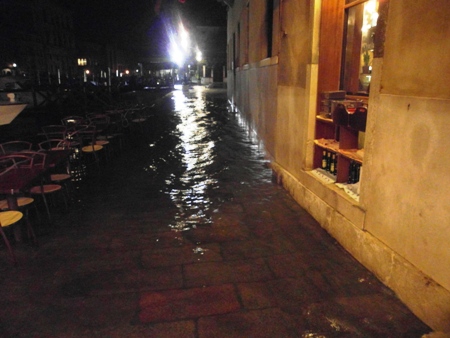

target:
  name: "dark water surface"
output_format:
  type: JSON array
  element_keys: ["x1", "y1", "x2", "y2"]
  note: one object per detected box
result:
[{"x1": 78, "y1": 85, "x2": 272, "y2": 236}]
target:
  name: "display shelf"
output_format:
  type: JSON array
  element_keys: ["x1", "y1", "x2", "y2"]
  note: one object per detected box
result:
[{"x1": 313, "y1": 98, "x2": 367, "y2": 185}]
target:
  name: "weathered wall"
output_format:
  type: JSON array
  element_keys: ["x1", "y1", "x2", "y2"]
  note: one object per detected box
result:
[{"x1": 360, "y1": 0, "x2": 450, "y2": 324}]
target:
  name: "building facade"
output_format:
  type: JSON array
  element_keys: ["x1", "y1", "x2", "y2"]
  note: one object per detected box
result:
[
  {"x1": 0, "y1": 0, "x2": 77, "y2": 84},
  {"x1": 225, "y1": 0, "x2": 450, "y2": 332}
]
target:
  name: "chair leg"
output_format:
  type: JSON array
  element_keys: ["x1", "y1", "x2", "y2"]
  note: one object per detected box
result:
[
  {"x1": 0, "y1": 227, "x2": 17, "y2": 265},
  {"x1": 39, "y1": 193, "x2": 52, "y2": 223},
  {"x1": 24, "y1": 210, "x2": 38, "y2": 246}
]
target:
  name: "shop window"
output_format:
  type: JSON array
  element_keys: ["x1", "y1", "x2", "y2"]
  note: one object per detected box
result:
[{"x1": 341, "y1": 0, "x2": 379, "y2": 95}]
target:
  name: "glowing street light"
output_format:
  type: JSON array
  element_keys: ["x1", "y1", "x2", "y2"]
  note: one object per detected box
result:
[
  {"x1": 169, "y1": 21, "x2": 191, "y2": 68},
  {"x1": 195, "y1": 48, "x2": 202, "y2": 63}
]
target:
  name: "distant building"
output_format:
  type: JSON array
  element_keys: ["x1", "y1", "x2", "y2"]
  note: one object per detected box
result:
[{"x1": 0, "y1": 0, "x2": 76, "y2": 84}]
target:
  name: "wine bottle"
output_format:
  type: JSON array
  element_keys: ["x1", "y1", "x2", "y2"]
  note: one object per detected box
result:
[
  {"x1": 330, "y1": 153, "x2": 335, "y2": 174},
  {"x1": 321, "y1": 150, "x2": 327, "y2": 170},
  {"x1": 348, "y1": 161, "x2": 355, "y2": 183},
  {"x1": 326, "y1": 151, "x2": 332, "y2": 172}
]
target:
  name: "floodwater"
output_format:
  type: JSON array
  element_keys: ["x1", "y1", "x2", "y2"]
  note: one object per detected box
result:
[{"x1": 135, "y1": 85, "x2": 272, "y2": 233}]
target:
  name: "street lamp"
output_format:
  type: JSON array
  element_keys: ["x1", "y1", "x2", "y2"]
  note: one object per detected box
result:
[
  {"x1": 84, "y1": 69, "x2": 90, "y2": 82},
  {"x1": 195, "y1": 48, "x2": 202, "y2": 83}
]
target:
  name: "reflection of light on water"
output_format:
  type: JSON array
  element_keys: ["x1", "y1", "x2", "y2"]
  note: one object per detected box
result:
[
  {"x1": 235, "y1": 109, "x2": 267, "y2": 161},
  {"x1": 169, "y1": 86, "x2": 217, "y2": 231}
]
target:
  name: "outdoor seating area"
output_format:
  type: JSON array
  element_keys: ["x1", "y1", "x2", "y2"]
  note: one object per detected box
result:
[{"x1": 0, "y1": 101, "x2": 156, "y2": 264}]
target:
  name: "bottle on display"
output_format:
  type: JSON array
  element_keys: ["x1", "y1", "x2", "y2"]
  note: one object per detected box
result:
[
  {"x1": 348, "y1": 161, "x2": 361, "y2": 184},
  {"x1": 330, "y1": 153, "x2": 335, "y2": 175},
  {"x1": 326, "y1": 151, "x2": 332, "y2": 172},
  {"x1": 331, "y1": 153, "x2": 337, "y2": 175},
  {"x1": 321, "y1": 150, "x2": 327, "y2": 170}
]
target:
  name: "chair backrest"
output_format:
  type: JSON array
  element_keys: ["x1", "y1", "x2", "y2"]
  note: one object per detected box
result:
[
  {"x1": 20, "y1": 151, "x2": 47, "y2": 169},
  {"x1": 106, "y1": 111, "x2": 128, "y2": 129},
  {"x1": 0, "y1": 153, "x2": 35, "y2": 169},
  {"x1": 0, "y1": 141, "x2": 33, "y2": 155},
  {"x1": 38, "y1": 139, "x2": 71, "y2": 151},
  {"x1": 69, "y1": 124, "x2": 97, "y2": 146},
  {"x1": 41, "y1": 125, "x2": 67, "y2": 140},
  {"x1": 88, "y1": 114, "x2": 110, "y2": 134},
  {"x1": 61, "y1": 116, "x2": 86, "y2": 128}
]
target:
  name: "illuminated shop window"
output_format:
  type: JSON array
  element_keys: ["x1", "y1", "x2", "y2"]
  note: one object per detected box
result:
[{"x1": 342, "y1": 0, "x2": 379, "y2": 94}]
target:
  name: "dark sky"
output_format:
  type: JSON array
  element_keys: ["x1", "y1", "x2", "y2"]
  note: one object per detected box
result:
[{"x1": 67, "y1": 0, "x2": 227, "y2": 55}]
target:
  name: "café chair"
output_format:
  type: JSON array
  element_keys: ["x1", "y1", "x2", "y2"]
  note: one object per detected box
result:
[
  {"x1": 0, "y1": 141, "x2": 33, "y2": 155},
  {"x1": 105, "y1": 111, "x2": 128, "y2": 151},
  {"x1": 38, "y1": 140, "x2": 74, "y2": 200},
  {"x1": 0, "y1": 197, "x2": 39, "y2": 245},
  {"x1": 127, "y1": 106, "x2": 148, "y2": 133},
  {"x1": 0, "y1": 211, "x2": 24, "y2": 264},
  {"x1": 41, "y1": 125, "x2": 68, "y2": 140},
  {"x1": 87, "y1": 114, "x2": 113, "y2": 159},
  {"x1": 23, "y1": 152, "x2": 68, "y2": 222},
  {"x1": 38, "y1": 139, "x2": 71, "y2": 151},
  {"x1": 61, "y1": 116, "x2": 86, "y2": 129},
  {"x1": 0, "y1": 153, "x2": 34, "y2": 169},
  {"x1": 70, "y1": 125, "x2": 104, "y2": 172}
]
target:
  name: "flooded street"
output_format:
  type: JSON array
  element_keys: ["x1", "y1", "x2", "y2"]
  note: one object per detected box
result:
[
  {"x1": 0, "y1": 86, "x2": 430, "y2": 337},
  {"x1": 141, "y1": 85, "x2": 271, "y2": 233}
]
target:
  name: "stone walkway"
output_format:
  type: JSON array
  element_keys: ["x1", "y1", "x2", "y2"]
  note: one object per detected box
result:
[{"x1": 0, "y1": 88, "x2": 430, "y2": 337}]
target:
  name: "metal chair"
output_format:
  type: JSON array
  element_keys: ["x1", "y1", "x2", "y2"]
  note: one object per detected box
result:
[
  {"x1": 0, "y1": 197, "x2": 38, "y2": 245},
  {"x1": 0, "y1": 141, "x2": 33, "y2": 155},
  {"x1": 69, "y1": 125, "x2": 104, "y2": 173},
  {"x1": 23, "y1": 152, "x2": 68, "y2": 222},
  {"x1": 41, "y1": 125, "x2": 68, "y2": 140},
  {"x1": 38, "y1": 140, "x2": 74, "y2": 200}
]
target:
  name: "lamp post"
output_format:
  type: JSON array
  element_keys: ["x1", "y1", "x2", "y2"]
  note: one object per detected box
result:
[{"x1": 195, "y1": 49, "x2": 202, "y2": 84}]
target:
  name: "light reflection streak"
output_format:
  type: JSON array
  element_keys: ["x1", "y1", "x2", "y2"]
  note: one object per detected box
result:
[{"x1": 168, "y1": 86, "x2": 217, "y2": 232}]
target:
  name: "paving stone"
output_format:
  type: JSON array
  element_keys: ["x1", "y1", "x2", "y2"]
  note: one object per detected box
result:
[
  {"x1": 221, "y1": 237, "x2": 295, "y2": 261},
  {"x1": 141, "y1": 243, "x2": 222, "y2": 268},
  {"x1": 184, "y1": 258, "x2": 273, "y2": 287},
  {"x1": 197, "y1": 308, "x2": 301, "y2": 338},
  {"x1": 139, "y1": 284, "x2": 240, "y2": 322}
]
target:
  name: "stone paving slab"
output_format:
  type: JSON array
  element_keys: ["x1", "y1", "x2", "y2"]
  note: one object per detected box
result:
[
  {"x1": 198, "y1": 308, "x2": 302, "y2": 338},
  {"x1": 139, "y1": 284, "x2": 240, "y2": 323},
  {"x1": 183, "y1": 258, "x2": 274, "y2": 288}
]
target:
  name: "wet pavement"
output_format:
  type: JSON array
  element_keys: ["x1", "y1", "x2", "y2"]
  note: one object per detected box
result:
[{"x1": 0, "y1": 85, "x2": 431, "y2": 337}]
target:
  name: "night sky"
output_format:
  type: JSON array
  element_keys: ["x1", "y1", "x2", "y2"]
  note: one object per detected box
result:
[{"x1": 66, "y1": 0, "x2": 227, "y2": 56}]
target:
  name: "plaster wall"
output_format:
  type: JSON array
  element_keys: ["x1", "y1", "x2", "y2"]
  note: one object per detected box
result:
[{"x1": 361, "y1": 0, "x2": 450, "y2": 299}]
